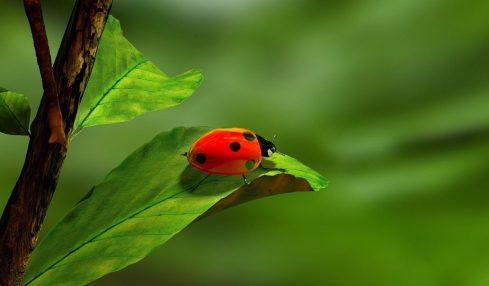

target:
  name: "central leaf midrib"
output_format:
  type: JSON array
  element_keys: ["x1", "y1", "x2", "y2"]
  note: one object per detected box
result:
[
  {"x1": 74, "y1": 59, "x2": 149, "y2": 134},
  {"x1": 26, "y1": 195, "x2": 187, "y2": 284},
  {"x1": 24, "y1": 145, "x2": 208, "y2": 285}
]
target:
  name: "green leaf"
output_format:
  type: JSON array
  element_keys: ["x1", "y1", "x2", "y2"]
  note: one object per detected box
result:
[
  {"x1": 0, "y1": 87, "x2": 30, "y2": 135},
  {"x1": 73, "y1": 16, "x2": 203, "y2": 135},
  {"x1": 25, "y1": 127, "x2": 327, "y2": 286}
]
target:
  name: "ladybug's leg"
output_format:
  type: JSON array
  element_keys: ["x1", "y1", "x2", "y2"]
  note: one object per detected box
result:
[
  {"x1": 242, "y1": 174, "x2": 250, "y2": 185},
  {"x1": 259, "y1": 164, "x2": 286, "y2": 173},
  {"x1": 189, "y1": 174, "x2": 210, "y2": 193}
]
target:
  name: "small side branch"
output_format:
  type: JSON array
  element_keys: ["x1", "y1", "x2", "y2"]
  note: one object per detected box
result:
[{"x1": 23, "y1": 0, "x2": 66, "y2": 145}]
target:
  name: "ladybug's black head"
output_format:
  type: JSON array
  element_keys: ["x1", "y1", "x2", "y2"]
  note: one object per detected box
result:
[{"x1": 257, "y1": 134, "x2": 277, "y2": 157}]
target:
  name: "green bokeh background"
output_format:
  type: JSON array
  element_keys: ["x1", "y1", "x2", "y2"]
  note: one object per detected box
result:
[{"x1": 1, "y1": 0, "x2": 489, "y2": 285}]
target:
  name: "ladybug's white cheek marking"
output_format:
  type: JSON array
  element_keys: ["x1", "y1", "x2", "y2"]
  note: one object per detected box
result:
[{"x1": 267, "y1": 149, "x2": 273, "y2": 157}]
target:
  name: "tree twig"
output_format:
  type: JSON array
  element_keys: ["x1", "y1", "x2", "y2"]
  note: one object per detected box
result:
[
  {"x1": 0, "y1": 1, "x2": 112, "y2": 285},
  {"x1": 23, "y1": 0, "x2": 66, "y2": 146}
]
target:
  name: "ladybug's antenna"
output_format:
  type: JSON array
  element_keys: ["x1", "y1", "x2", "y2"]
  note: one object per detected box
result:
[
  {"x1": 271, "y1": 134, "x2": 277, "y2": 143},
  {"x1": 270, "y1": 134, "x2": 283, "y2": 155}
]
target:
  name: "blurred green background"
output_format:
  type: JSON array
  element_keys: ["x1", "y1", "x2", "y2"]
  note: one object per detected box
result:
[{"x1": 1, "y1": 0, "x2": 489, "y2": 285}]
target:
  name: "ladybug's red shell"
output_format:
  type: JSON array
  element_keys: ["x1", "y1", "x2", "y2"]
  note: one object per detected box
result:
[{"x1": 187, "y1": 128, "x2": 261, "y2": 175}]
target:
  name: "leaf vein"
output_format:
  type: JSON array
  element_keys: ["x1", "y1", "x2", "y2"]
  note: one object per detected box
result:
[
  {"x1": 0, "y1": 93, "x2": 29, "y2": 135},
  {"x1": 74, "y1": 59, "x2": 150, "y2": 135}
]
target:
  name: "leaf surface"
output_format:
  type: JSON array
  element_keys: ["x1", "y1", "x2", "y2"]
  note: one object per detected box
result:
[
  {"x1": 25, "y1": 127, "x2": 327, "y2": 286},
  {"x1": 73, "y1": 16, "x2": 203, "y2": 134},
  {"x1": 0, "y1": 87, "x2": 30, "y2": 135}
]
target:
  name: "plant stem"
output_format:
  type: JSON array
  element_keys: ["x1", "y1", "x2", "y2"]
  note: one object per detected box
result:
[
  {"x1": 0, "y1": 1, "x2": 112, "y2": 285},
  {"x1": 23, "y1": 0, "x2": 66, "y2": 146}
]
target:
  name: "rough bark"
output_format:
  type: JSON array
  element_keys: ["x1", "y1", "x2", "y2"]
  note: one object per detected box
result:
[{"x1": 0, "y1": 0, "x2": 112, "y2": 285}]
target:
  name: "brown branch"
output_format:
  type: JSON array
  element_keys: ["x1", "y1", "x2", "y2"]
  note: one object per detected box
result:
[
  {"x1": 0, "y1": 0, "x2": 112, "y2": 285},
  {"x1": 23, "y1": 0, "x2": 66, "y2": 146}
]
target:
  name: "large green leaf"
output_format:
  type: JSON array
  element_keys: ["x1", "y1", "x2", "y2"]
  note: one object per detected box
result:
[
  {"x1": 25, "y1": 126, "x2": 327, "y2": 286},
  {"x1": 0, "y1": 87, "x2": 30, "y2": 135},
  {"x1": 73, "y1": 16, "x2": 203, "y2": 135}
]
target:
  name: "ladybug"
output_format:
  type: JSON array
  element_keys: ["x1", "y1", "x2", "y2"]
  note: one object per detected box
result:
[{"x1": 184, "y1": 128, "x2": 279, "y2": 187}]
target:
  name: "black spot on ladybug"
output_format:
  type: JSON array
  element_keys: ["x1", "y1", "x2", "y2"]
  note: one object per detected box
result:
[
  {"x1": 229, "y1": 142, "x2": 240, "y2": 152},
  {"x1": 195, "y1": 153, "x2": 206, "y2": 164},
  {"x1": 245, "y1": 159, "x2": 255, "y2": 170},
  {"x1": 243, "y1": 131, "x2": 256, "y2": 141}
]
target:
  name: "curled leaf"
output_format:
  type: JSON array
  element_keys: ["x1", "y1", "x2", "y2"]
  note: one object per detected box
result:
[{"x1": 25, "y1": 127, "x2": 327, "y2": 286}]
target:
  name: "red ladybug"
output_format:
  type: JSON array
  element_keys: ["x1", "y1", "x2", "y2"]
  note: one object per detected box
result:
[{"x1": 185, "y1": 128, "x2": 278, "y2": 185}]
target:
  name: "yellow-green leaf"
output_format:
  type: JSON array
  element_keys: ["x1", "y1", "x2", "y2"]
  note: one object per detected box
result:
[{"x1": 73, "y1": 16, "x2": 203, "y2": 135}]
